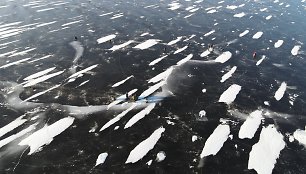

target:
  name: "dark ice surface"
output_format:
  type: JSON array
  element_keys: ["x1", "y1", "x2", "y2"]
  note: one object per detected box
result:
[{"x1": 0, "y1": 0, "x2": 306, "y2": 173}]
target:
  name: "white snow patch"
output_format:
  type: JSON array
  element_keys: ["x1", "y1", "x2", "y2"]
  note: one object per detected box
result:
[
  {"x1": 252, "y1": 32, "x2": 263, "y2": 39},
  {"x1": 0, "y1": 116, "x2": 27, "y2": 138},
  {"x1": 234, "y1": 12, "x2": 246, "y2": 18},
  {"x1": 226, "y1": 5, "x2": 238, "y2": 10},
  {"x1": 256, "y1": 55, "x2": 266, "y2": 66},
  {"x1": 124, "y1": 103, "x2": 156, "y2": 129},
  {"x1": 109, "y1": 40, "x2": 134, "y2": 51},
  {"x1": 19, "y1": 117, "x2": 75, "y2": 155},
  {"x1": 23, "y1": 71, "x2": 64, "y2": 87},
  {"x1": 156, "y1": 151, "x2": 166, "y2": 162},
  {"x1": 274, "y1": 82, "x2": 287, "y2": 101},
  {"x1": 204, "y1": 30, "x2": 215, "y2": 37},
  {"x1": 220, "y1": 66, "x2": 237, "y2": 83},
  {"x1": 107, "y1": 89, "x2": 138, "y2": 110},
  {"x1": 24, "y1": 67, "x2": 56, "y2": 81},
  {"x1": 0, "y1": 125, "x2": 35, "y2": 148},
  {"x1": 207, "y1": 9, "x2": 217, "y2": 14},
  {"x1": 148, "y1": 67, "x2": 174, "y2": 83},
  {"x1": 125, "y1": 127, "x2": 165, "y2": 163},
  {"x1": 69, "y1": 64, "x2": 98, "y2": 79},
  {"x1": 0, "y1": 58, "x2": 31, "y2": 69},
  {"x1": 239, "y1": 30, "x2": 249, "y2": 37},
  {"x1": 174, "y1": 45, "x2": 188, "y2": 54},
  {"x1": 266, "y1": 15, "x2": 272, "y2": 20},
  {"x1": 100, "y1": 103, "x2": 138, "y2": 132},
  {"x1": 192, "y1": 135, "x2": 198, "y2": 142},
  {"x1": 248, "y1": 125, "x2": 285, "y2": 174},
  {"x1": 146, "y1": 160, "x2": 153, "y2": 166},
  {"x1": 133, "y1": 39, "x2": 160, "y2": 50},
  {"x1": 215, "y1": 51, "x2": 232, "y2": 63},
  {"x1": 112, "y1": 75, "x2": 134, "y2": 87},
  {"x1": 199, "y1": 110, "x2": 206, "y2": 117},
  {"x1": 219, "y1": 84, "x2": 241, "y2": 104},
  {"x1": 176, "y1": 54, "x2": 193, "y2": 66},
  {"x1": 200, "y1": 124, "x2": 230, "y2": 157},
  {"x1": 168, "y1": 2, "x2": 181, "y2": 10},
  {"x1": 274, "y1": 40, "x2": 284, "y2": 48},
  {"x1": 138, "y1": 80, "x2": 166, "y2": 99},
  {"x1": 293, "y1": 129, "x2": 306, "y2": 147},
  {"x1": 239, "y1": 110, "x2": 263, "y2": 139},
  {"x1": 200, "y1": 50, "x2": 210, "y2": 57},
  {"x1": 95, "y1": 152, "x2": 108, "y2": 166},
  {"x1": 97, "y1": 34, "x2": 116, "y2": 44},
  {"x1": 291, "y1": 45, "x2": 301, "y2": 56},
  {"x1": 149, "y1": 55, "x2": 168, "y2": 66},
  {"x1": 167, "y1": 37, "x2": 182, "y2": 45}
]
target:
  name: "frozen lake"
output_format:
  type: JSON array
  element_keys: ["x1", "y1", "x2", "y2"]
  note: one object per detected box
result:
[{"x1": 0, "y1": 0, "x2": 306, "y2": 173}]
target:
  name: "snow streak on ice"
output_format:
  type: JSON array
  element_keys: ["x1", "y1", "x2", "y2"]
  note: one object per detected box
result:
[
  {"x1": 200, "y1": 124, "x2": 230, "y2": 158},
  {"x1": 248, "y1": 125, "x2": 285, "y2": 174},
  {"x1": 274, "y1": 82, "x2": 287, "y2": 101},
  {"x1": 219, "y1": 84, "x2": 241, "y2": 104},
  {"x1": 239, "y1": 110, "x2": 262, "y2": 139},
  {"x1": 125, "y1": 127, "x2": 165, "y2": 163}
]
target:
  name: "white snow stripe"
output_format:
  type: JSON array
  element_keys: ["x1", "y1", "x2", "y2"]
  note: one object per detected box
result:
[
  {"x1": 0, "y1": 117, "x2": 27, "y2": 138},
  {"x1": 215, "y1": 51, "x2": 232, "y2": 63},
  {"x1": 200, "y1": 124, "x2": 230, "y2": 158},
  {"x1": 173, "y1": 45, "x2": 188, "y2": 54},
  {"x1": 24, "y1": 67, "x2": 56, "y2": 81},
  {"x1": 176, "y1": 54, "x2": 193, "y2": 66},
  {"x1": 219, "y1": 84, "x2": 241, "y2": 104},
  {"x1": 125, "y1": 127, "x2": 165, "y2": 163},
  {"x1": 133, "y1": 39, "x2": 160, "y2": 50},
  {"x1": 220, "y1": 66, "x2": 237, "y2": 83},
  {"x1": 149, "y1": 55, "x2": 168, "y2": 66},
  {"x1": 148, "y1": 66, "x2": 174, "y2": 83},
  {"x1": 97, "y1": 34, "x2": 116, "y2": 44},
  {"x1": 23, "y1": 70, "x2": 64, "y2": 87},
  {"x1": 19, "y1": 117, "x2": 75, "y2": 155},
  {"x1": 239, "y1": 110, "x2": 263, "y2": 139},
  {"x1": 112, "y1": 75, "x2": 134, "y2": 87},
  {"x1": 274, "y1": 82, "x2": 287, "y2": 101},
  {"x1": 124, "y1": 103, "x2": 156, "y2": 129},
  {"x1": 138, "y1": 80, "x2": 166, "y2": 99},
  {"x1": 248, "y1": 125, "x2": 285, "y2": 174},
  {"x1": 69, "y1": 64, "x2": 98, "y2": 79},
  {"x1": 100, "y1": 103, "x2": 138, "y2": 131}
]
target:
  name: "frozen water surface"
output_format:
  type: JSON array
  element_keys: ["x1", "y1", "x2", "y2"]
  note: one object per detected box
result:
[{"x1": 0, "y1": 0, "x2": 305, "y2": 173}]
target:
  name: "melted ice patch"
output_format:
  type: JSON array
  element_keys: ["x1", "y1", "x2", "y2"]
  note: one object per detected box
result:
[
  {"x1": 112, "y1": 75, "x2": 134, "y2": 87},
  {"x1": 219, "y1": 84, "x2": 241, "y2": 104},
  {"x1": 274, "y1": 40, "x2": 284, "y2": 48},
  {"x1": 95, "y1": 152, "x2": 108, "y2": 166},
  {"x1": 252, "y1": 32, "x2": 263, "y2": 39},
  {"x1": 176, "y1": 54, "x2": 193, "y2": 66},
  {"x1": 125, "y1": 127, "x2": 165, "y2": 163},
  {"x1": 220, "y1": 66, "x2": 237, "y2": 83},
  {"x1": 215, "y1": 51, "x2": 232, "y2": 63},
  {"x1": 200, "y1": 124, "x2": 230, "y2": 158},
  {"x1": 248, "y1": 125, "x2": 285, "y2": 174},
  {"x1": 239, "y1": 110, "x2": 262, "y2": 139},
  {"x1": 109, "y1": 40, "x2": 134, "y2": 51},
  {"x1": 19, "y1": 117, "x2": 75, "y2": 155},
  {"x1": 97, "y1": 34, "x2": 116, "y2": 44},
  {"x1": 239, "y1": 30, "x2": 249, "y2": 37},
  {"x1": 234, "y1": 12, "x2": 246, "y2": 18},
  {"x1": 274, "y1": 82, "x2": 287, "y2": 101},
  {"x1": 291, "y1": 45, "x2": 301, "y2": 56},
  {"x1": 174, "y1": 45, "x2": 188, "y2": 54},
  {"x1": 124, "y1": 103, "x2": 156, "y2": 129},
  {"x1": 133, "y1": 39, "x2": 160, "y2": 50}
]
